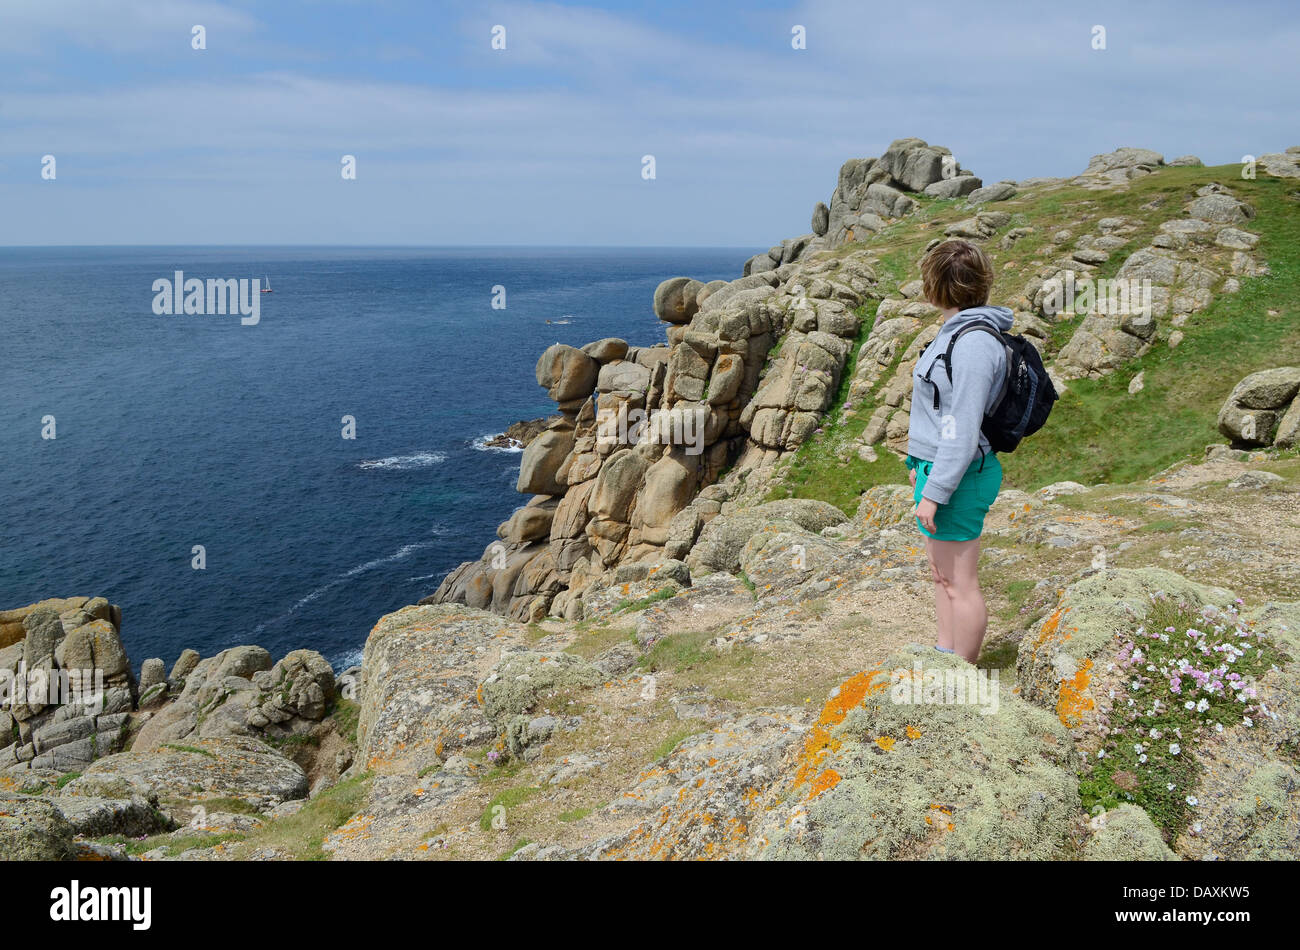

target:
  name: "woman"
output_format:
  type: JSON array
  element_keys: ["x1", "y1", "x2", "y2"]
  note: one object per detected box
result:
[{"x1": 906, "y1": 240, "x2": 1012, "y2": 663}]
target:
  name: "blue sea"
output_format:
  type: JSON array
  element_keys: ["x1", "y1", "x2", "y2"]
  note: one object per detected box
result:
[{"x1": 0, "y1": 246, "x2": 749, "y2": 671}]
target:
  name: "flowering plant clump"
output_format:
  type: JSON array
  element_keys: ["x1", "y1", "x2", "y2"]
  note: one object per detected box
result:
[{"x1": 1077, "y1": 594, "x2": 1287, "y2": 838}]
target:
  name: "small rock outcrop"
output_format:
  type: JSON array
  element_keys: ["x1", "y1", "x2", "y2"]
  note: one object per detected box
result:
[{"x1": 1217, "y1": 367, "x2": 1300, "y2": 448}]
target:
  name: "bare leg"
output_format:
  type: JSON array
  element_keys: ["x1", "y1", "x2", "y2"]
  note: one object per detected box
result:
[
  {"x1": 925, "y1": 541, "x2": 954, "y2": 651},
  {"x1": 924, "y1": 537, "x2": 986, "y2": 662}
]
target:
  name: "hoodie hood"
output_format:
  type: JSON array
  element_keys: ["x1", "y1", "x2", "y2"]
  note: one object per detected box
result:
[{"x1": 942, "y1": 304, "x2": 1015, "y2": 334}]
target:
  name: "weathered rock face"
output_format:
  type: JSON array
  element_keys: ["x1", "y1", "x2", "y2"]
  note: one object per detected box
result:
[
  {"x1": 0, "y1": 601, "x2": 134, "y2": 774},
  {"x1": 430, "y1": 183, "x2": 886, "y2": 622},
  {"x1": 129, "y1": 643, "x2": 337, "y2": 751},
  {"x1": 1075, "y1": 147, "x2": 1165, "y2": 187},
  {"x1": 824, "y1": 138, "x2": 978, "y2": 247},
  {"x1": 81, "y1": 736, "x2": 310, "y2": 816},
  {"x1": 354, "y1": 604, "x2": 529, "y2": 775}
]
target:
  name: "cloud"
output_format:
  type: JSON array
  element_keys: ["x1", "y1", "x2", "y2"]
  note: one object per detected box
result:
[
  {"x1": 1, "y1": 0, "x2": 1298, "y2": 244},
  {"x1": 0, "y1": 0, "x2": 259, "y2": 54}
]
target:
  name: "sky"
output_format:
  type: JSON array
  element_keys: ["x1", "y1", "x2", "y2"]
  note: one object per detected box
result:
[{"x1": 1, "y1": 0, "x2": 1298, "y2": 246}]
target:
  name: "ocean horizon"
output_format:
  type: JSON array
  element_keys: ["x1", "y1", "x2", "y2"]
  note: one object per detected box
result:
[{"x1": 0, "y1": 245, "x2": 752, "y2": 670}]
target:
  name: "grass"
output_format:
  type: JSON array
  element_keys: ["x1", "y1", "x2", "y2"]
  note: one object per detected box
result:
[
  {"x1": 651, "y1": 728, "x2": 702, "y2": 761},
  {"x1": 234, "y1": 771, "x2": 372, "y2": 860},
  {"x1": 499, "y1": 838, "x2": 532, "y2": 860},
  {"x1": 638, "y1": 629, "x2": 715, "y2": 672},
  {"x1": 614, "y1": 586, "x2": 678, "y2": 613},
  {"x1": 193, "y1": 796, "x2": 262, "y2": 816},
  {"x1": 97, "y1": 830, "x2": 246, "y2": 858},
  {"x1": 479, "y1": 784, "x2": 541, "y2": 831},
  {"x1": 329, "y1": 697, "x2": 361, "y2": 745},
  {"x1": 566, "y1": 624, "x2": 638, "y2": 661},
  {"x1": 990, "y1": 578, "x2": 1039, "y2": 627},
  {"x1": 975, "y1": 637, "x2": 1020, "y2": 670}
]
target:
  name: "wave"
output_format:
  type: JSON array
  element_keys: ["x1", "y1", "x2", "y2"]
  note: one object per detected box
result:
[
  {"x1": 254, "y1": 540, "x2": 438, "y2": 634},
  {"x1": 472, "y1": 433, "x2": 524, "y2": 454},
  {"x1": 329, "y1": 645, "x2": 364, "y2": 674},
  {"x1": 358, "y1": 451, "x2": 447, "y2": 471}
]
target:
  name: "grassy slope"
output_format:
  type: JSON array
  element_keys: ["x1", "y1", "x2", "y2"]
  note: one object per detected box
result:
[{"x1": 769, "y1": 164, "x2": 1300, "y2": 510}]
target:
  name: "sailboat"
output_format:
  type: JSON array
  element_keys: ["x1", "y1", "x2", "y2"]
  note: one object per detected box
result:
[{"x1": 261, "y1": 275, "x2": 273, "y2": 294}]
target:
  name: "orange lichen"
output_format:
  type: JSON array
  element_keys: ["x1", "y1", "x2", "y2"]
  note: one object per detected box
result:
[
  {"x1": 808, "y1": 768, "x2": 841, "y2": 797},
  {"x1": 793, "y1": 668, "x2": 888, "y2": 800},
  {"x1": 905, "y1": 725, "x2": 923, "y2": 740},
  {"x1": 1057, "y1": 658, "x2": 1095, "y2": 728},
  {"x1": 1031, "y1": 605, "x2": 1071, "y2": 652},
  {"x1": 874, "y1": 736, "x2": 896, "y2": 751}
]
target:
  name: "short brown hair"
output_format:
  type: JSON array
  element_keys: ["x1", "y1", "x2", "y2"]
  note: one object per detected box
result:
[{"x1": 920, "y1": 239, "x2": 994, "y2": 310}]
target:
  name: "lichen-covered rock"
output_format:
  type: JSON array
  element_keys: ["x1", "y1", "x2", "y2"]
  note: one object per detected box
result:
[
  {"x1": 759, "y1": 651, "x2": 1081, "y2": 860},
  {"x1": 1082, "y1": 805, "x2": 1178, "y2": 860},
  {"x1": 686, "y1": 499, "x2": 848, "y2": 574},
  {"x1": 79, "y1": 736, "x2": 308, "y2": 815},
  {"x1": 853, "y1": 485, "x2": 916, "y2": 529},
  {"x1": 1016, "y1": 568, "x2": 1231, "y2": 732},
  {"x1": 546, "y1": 711, "x2": 806, "y2": 860},
  {"x1": 0, "y1": 795, "x2": 76, "y2": 860},
  {"x1": 355, "y1": 604, "x2": 529, "y2": 775},
  {"x1": 739, "y1": 528, "x2": 842, "y2": 593},
  {"x1": 263, "y1": 649, "x2": 336, "y2": 721},
  {"x1": 52, "y1": 794, "x2": 173, "y2": 839},
  {"x1": 478, "y1": 650, "x2": 604, "y2": 725}
]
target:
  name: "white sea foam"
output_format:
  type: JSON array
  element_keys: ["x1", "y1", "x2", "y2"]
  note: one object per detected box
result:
[
  {"x1": 472, "y1": 433, "x2": 524, "y2": 453},
  {"x1": 358, "y1": 451, "x2": 447, "y2": 470},
  {"x1": 255, "y1": 541, "x2": 437, "y2": 634},
  {"x1": 330, "y1": 646, "x2": 364, "y2": 674}
]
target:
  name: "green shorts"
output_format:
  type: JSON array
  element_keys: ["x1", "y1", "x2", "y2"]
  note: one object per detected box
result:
[{"x1": 907, "y1": 452, "x2": 1003, "y2": 541}]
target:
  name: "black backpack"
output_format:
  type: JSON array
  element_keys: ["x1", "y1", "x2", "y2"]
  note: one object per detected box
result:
[{"x1": 920, "y1": 320, "x2": 1058, "y2": 453}]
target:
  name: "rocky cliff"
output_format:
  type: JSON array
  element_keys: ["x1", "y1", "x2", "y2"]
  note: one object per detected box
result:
[
  {"x1": 427, "y1": 138, "x2": 1294, "y2": 627},
  {"x1": 5, "y1": 139, "x2": 1300, "y2": 861}
]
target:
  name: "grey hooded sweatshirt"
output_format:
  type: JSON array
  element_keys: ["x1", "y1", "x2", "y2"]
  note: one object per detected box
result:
[{"x1": 907, "y1": 304, "x2": 1014, "y2": 505}]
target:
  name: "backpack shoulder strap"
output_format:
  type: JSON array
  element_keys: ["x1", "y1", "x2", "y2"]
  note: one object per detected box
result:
[{"x1": 940, "y1": 321, "x2": 1006, "y2": 384}]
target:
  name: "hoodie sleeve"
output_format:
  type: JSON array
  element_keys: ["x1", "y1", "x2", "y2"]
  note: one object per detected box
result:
[{"x1": 920, "y1": 333, "x2": 1004, "y2": 506}]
